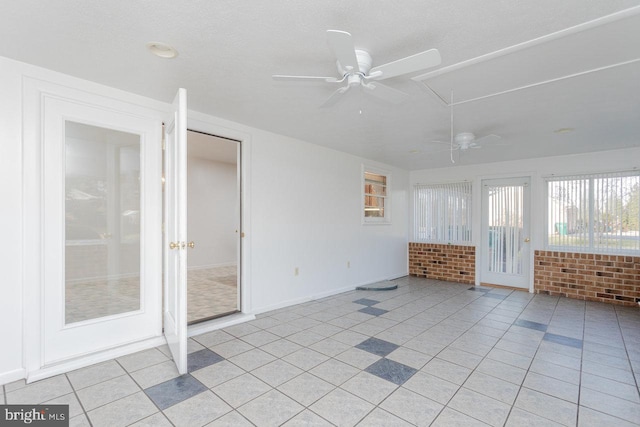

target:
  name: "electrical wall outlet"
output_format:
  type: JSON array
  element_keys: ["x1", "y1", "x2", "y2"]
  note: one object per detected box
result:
[
  {"x1": 347, "y1": 261, "x2": 350, "y2": 268},
  {"x1": 294, "y1": 267, "x2": 299, "y2": 276}
]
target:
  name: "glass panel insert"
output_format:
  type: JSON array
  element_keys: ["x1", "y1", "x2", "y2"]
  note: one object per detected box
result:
[
  {"x1": 487, "y1": 184, "x2": 524, "y2": 275},
  {"x1": 65, "y1": 121, "x2": 141, "y2": 324}
]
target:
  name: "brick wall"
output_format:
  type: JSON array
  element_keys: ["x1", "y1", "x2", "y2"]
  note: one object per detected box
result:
[
  {"x1": 534, "y1": 250, "x2": 640, "y2": 306},
  {"x1": 409, "y1": 242, "x2": 475, "y2": 284}
]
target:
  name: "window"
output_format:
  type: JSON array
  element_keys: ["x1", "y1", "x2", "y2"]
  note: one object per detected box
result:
[
  {"x1": 363, "y1": 167, "x2": 390, "y2": 223},
  {"x1": 546, "y1": 171, "x2": 640, "y2": 253},
  {"x1": 414, "y1": 181, "x2": 472, "y2": 243}
]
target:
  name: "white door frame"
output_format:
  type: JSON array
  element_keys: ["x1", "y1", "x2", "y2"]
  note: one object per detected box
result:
[
  {"x1": 22, "y1": 77, "x2": 165, "y2": 382},
  {"x1": 480, "y1": 176, "x2": 532, "y2": 289},
  {"x1": 186, "y1": 113, "x2": 253, "y2": 319}
]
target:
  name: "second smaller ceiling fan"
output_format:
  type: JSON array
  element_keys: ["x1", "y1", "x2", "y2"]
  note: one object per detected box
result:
[{"x1": 432, "y1": 132, "x2": 503, "y2": 151}]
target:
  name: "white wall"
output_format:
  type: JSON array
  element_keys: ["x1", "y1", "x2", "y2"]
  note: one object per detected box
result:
[
  {"x1": 187, "y1": 156, "x2": 237, "y2": 268},
  {"x1": 247, "y1": 131, "x2": 409, "y2": 313},
  {"x1": 410, "y1": 147, "x2": 640, "y2": 287},
  {"x1": 0, "y1": 57, "x2": 25, "y2": 384},
  {"x1": 0, "y1": 55, "x2": 409, "y2": 383}
]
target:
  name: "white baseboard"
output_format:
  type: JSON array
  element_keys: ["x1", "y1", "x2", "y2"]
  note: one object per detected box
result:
[
  {"x1": 0, "y1": 368, "x2": 26, "y2": 386},
  {"x1": 26, "y1": 336, "x2": 166, "y2": 384},
  {"x1": 250, "y1": 273, "x2": 410, "y2": 316},
  {"x1": 251, "y1": 284, "x2": 357, "y2": 315}
]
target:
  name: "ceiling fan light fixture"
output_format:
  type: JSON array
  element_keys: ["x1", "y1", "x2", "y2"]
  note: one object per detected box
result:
[{"x1": 146, "y1": 42, "x2": 178, "y2": 59}]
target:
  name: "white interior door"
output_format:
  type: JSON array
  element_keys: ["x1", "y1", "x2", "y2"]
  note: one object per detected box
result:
[
  {"x1": 164, "y1": 88, "x2": 189, "y2": 374},
  {"x1": 481, "y1": 177, "x2": 531, "y2": 289},
  {"x1": 41, "y1": 96, "x2": 162, "y2": 365}
]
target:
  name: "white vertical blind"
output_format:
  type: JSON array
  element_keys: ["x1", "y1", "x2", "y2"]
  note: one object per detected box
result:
[
  {"x1": 487, "y1": 184, "x2": 524, "y2": 274},
  {"x1": 546, "y1": 171, "x2": 640, "y2": 253},
  {"x1": 414, "y1": 182, "x2": 472, "y2": 243}
]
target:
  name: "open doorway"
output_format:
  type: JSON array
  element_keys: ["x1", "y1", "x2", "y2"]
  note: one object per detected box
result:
[{"x1": 186, "y1": 130, "x2": 241, "y2": 324}]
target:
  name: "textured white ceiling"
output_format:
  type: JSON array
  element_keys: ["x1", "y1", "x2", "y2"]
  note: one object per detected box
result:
[{"x1": 2, "y1": 1, "x2": 639, "y2": 170}]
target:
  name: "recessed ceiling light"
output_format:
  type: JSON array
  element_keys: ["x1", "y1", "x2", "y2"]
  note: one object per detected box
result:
[
  {"x1": 146, "y1": 42, "x2": 178, "y2": 59},
  {"x1": 554, "y1": 127, "x2": 575, "y2": 134}
]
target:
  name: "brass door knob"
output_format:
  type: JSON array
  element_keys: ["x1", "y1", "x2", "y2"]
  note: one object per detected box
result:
[
  {"x1": 169, "y1": 242, "x2": 179, "y2": 250},
  {"x1": 524, "y1": 237, "x2": 531, "y2": 243},
  {"x1": 187, "y1": 241, "x2": 195, "y2": 249}
]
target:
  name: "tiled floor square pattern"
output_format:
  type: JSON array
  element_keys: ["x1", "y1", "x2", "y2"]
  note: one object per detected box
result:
[{"x1": 4, "y1": 276, "x2": 640, "y2": 426}]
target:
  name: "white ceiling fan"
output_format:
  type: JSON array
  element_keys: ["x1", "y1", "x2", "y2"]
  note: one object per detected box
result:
[
  {"x1": 432, "y1": 132, "x2": 503, "y2": 151},
  {"x1": 273, "y1": 30, "x2": 441, "y2": 107},
  {"x1": 426, "y1": 91, "x2": 506, "y2": 163}
]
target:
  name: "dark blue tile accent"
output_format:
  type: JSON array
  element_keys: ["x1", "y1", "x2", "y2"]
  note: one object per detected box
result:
[
  {"x1": 144, "y1": 374, "x2": 207, "y2": 409},
  {"x1": 543, "y1": 333, "x2": 583, "y2": 349},
  {"x1": 356, "y1": 337, "x2": 399, "y2": 357},
  {"x1": 483, "y1": 293, "x2": 507, "y2": 300},
  {"x1": 514, "y1": 319, "x2": 548, "y2": 332},
  {"x1": 358, "y1": 306, "x2": 389, "y2": 316},
  {"x1": 353, "y1": 298, "x2": 380, "y2": 306},
  {"x1": 365, "y1": 358, "x2": 417, "y2": 385},
  {"x1": 188, "y1": 348, "x2": 224, "y2": 372}
]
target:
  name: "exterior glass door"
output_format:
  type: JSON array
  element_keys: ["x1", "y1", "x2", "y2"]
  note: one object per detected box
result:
[{"x1": 481, "y1": 177, "x2": 531, "y2": 289}]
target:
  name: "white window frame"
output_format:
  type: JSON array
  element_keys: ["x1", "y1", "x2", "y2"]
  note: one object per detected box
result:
[
  {"x1": 362, "y1": 165, "x2": 391, "y2": 224},
  {"x1": 413, "y1": 181, "x2": 473, "y2": 244},
  {"x1": 544, "y1": 170, "x2": 640, "y2": 254}
]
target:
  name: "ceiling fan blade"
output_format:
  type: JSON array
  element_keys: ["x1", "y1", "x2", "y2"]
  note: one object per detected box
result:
[
  {"x1": 273, "y1": 74, "x2": 339, "y2": 83},
  {"x1": 370, "y1": 49, "x2": 441, "y2": 80},
  {"x1": 474, "y1": 134, "x2": 503, "y2": 145},
  {"x1": 319, "y1": 86, "x2": 350, "y2": 108},
  {"x1": 327, "y1": 30, "x2": 359, "y2": 72},
  {"x1": 362, "y1": 82, "x2": 409, "y2": 104}
]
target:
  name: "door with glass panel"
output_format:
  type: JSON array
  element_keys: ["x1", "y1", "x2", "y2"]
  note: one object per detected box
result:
[
  {"x1": 481, "y1": 177, "x2": 531, "y2": 289},
  {"x1": 42, "y1": 98, "x2": 161, "y2": 365}
]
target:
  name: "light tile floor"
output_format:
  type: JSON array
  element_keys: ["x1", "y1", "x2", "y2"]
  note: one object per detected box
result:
[{"x1": 4, "y1": 277, "x2": 640, "y2": 426}]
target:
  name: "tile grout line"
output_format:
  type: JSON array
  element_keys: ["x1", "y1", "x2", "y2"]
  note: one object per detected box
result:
[
  {"x1": 613, "y1": 304, "x2": 640, "y2": 392},
  {"x1": 114, "y1": 357, "x2": 177, "y2": 427},
  {"x1": 64, "y1": 372, "x2": 94, "y2": 427},
  {"x1": 493, "y1": 290, "x2": 557, "y2": 426}
]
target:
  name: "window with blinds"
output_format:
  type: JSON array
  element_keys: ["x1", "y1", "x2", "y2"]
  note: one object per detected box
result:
[
  {"x1": 546, "y1": 171, "x2": 640, "y2": 253},
  {"x1": 414, "y1": 182, "x2": 472, "y2": 243}
]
